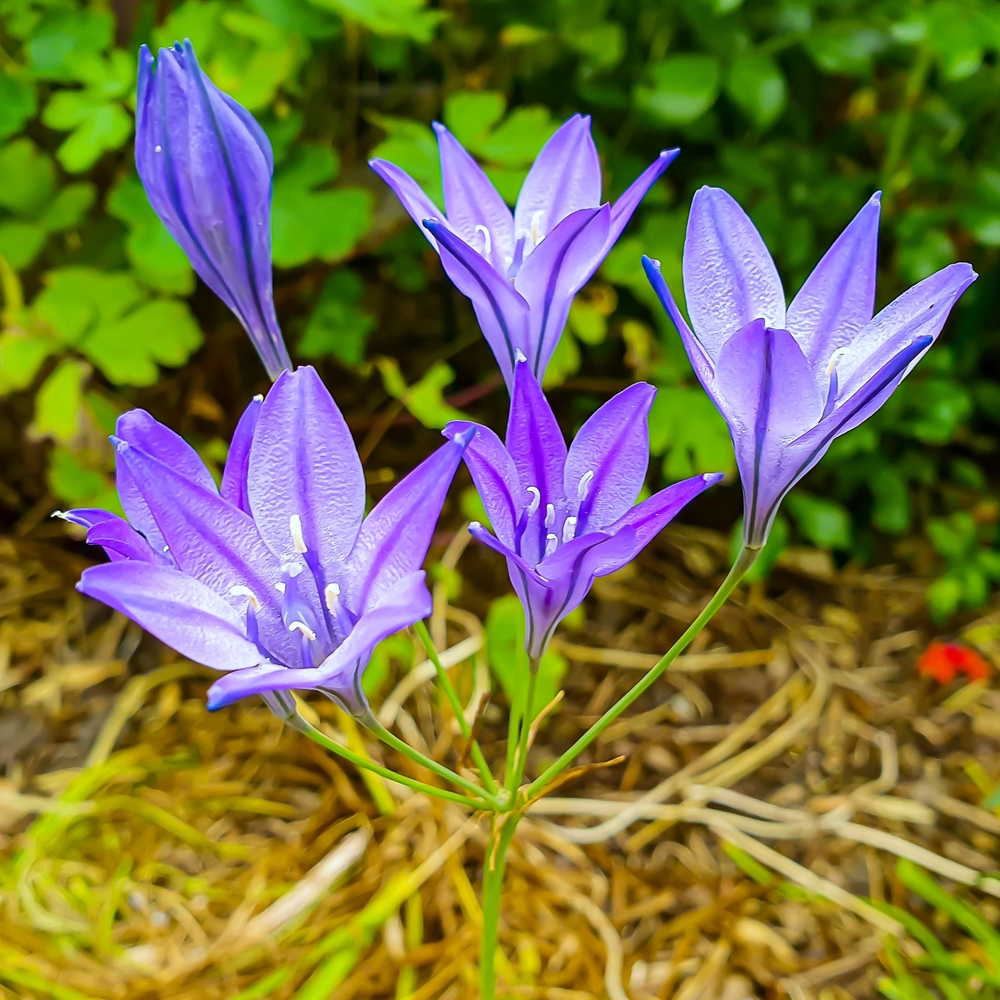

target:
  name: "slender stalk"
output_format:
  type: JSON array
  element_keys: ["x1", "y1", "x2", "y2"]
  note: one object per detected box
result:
[
  {"x1": 523, "y1": 547, "x2": 757, "y2": 802},
  {"x1": 285, "y1": 714, "x2": 484, "y2": 809},
  {"x1": 480, "y1": 815, "x2": 518, "y2": 1000},
  {"x1": 414, "y1": 620, "x2": 498, "y2": 795},
  {"x1": 509, "y1": 662, "x2": 538, "y2": 793},
  {"x1": 363, "y1": 713, "x2": 502, "y2": 809}
]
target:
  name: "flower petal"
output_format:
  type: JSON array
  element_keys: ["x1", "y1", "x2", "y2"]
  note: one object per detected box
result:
[
  {"x1": 344, "y1": 433, "x2": 473, "y2": 613},
  {"x1": 684, "y1": 186, "x2": 785, "y2": 359},
  {"x1": 444, "y1": 419, "x2": 521, "y2": 547},
  {"x1": 786, "y1": 193, "x2": 880, "y2": 365},
  {"x1": 221, "y1": 393, "x2": 262, "y2": 513},
  {"x1": 506, "y1": 360, "x2": 567, "y2": 514},
  {"x1": 564, "y1": 382, "x2": 656, "y2": 531},
  {"x1": 116, "y1": 408, "x2": 218, "y2": 493},
  {"x1": 248, "y1": 367, "x2": 365, "y2": 577},
  {"x1": 434, "y1": 122, "x2": 514, "y2": 273},
  {"x1": 468, "y1": 521, "x2": 548, "y2": 585},
  {"x1": 78, "y1": 562, "x2": 261, "y2": 671},
  {"x1": 368, "y1": 157, "x2": 445, "y2": 250},
  {"x1": 608, "y1": 149, "x2": 679, "y2": 248},
  {"x1": 424, "y1": 220, "x2": 531, "y2": 387},
  {"x1": 514, "y1": 115, "x2": 601, "y2": 246},
  {"x1": 610, "y1": 473, "x2": 723, "y2": 551},
  {"x1": 513, "y1": 205, "x2": 610, "y2": 380}
]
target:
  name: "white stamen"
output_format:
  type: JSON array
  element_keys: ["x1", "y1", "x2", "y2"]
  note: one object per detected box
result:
[
  {"x1": 577, "y1": 469, "x2": 595, "y2": 501},
  {"x1": 288, "y1": 620, "x2": 317, "y2": 641},
  {"x1": 290, "y1": 514, "x2": 307, "y2": 553},
  {"x1": 545, "y1": 503, "x2": 555, "y2": 528},
  {"x1": 825, "y1": 347, "x2": 848, "y2": 378},
  {"x1": 526, "y1": 486, "x2": 541, "y2": 515},
  {"x1": 530, "y1": 209, "x2": 544, "y2": 247},
  {"x1": 253, "y1": 393, "x2": 264, "y2": 402},
  {"x1": 324, "y1": 583, "x2": 341, "y2": 613},
  {"x1": 282, "y1": 562, "x2": 303, "y2": 578},
  {"x1": 469, "y1": 521, "x2": 482, "y2": 531},
  {"x1": 474, "y1": 224, "x2": 492, "y2": 256},
  {"x1": 562, "y1": 517, "x2": 577, "y2": 543},
  {"x1": 162, "y1": 545, "x2": 170, "y2": 553},
  {"x1": 514, "y1": 348, "x2": 527, "y2": 363},
  {"x1": 544, "y1": 532, "x2": 558, "y2": 557},
  {"x1": 154, "y1": 145, "x2": 162, "y2": 153},
  {"x1": 229, "y1": 585, "x2": 261, "y2": 610},
  {"x1": 274, "y1": 582, "x2": 286, "y2": 595}
]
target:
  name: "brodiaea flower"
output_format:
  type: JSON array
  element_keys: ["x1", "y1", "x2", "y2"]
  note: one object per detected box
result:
[
  {"x1": 644, "y1": 189, "x2": 977, "y2": 548},
  {"x1": 371, "y1": 115, "x2": 677, "y2": 388},
  {"x1": 63, "y1": 367, "x2": 471, "y2": 713},
  {"x1": 135, "y1": 40, "x2": 291, "y2": 379},
  {"x1": 444, "y1": 357, "x2": 720, "y2": 658}
]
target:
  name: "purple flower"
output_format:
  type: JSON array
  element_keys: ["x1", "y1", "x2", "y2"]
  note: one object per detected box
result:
[
  {"x1": 370, "y1": 115, "x2": 677, "y2": 388},
  {"x1": 135, "y1": 41, "x2": 291, "y2": 380},
  {"x1": 444, "y1": 358, "x2": 720, "y2": 658},
  {"x1": 644, "y1": 188, "x2": 978, "y2": 548},
  {"x1": 64, "y1": 366, "x2": 471, "y2": 713}
]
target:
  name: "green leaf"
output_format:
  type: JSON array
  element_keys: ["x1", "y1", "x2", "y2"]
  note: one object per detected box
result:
[
  {"x1": 0, "y1": 221, "x2": 47, "y2": 270},
  {"x1": 485, "y1": 594, "x2": 567, "y2": 723},
  {"x1": 634, "y1": 55, "x2": 721, "y2": 125},
  {"x1": 362, "y1": 633, "x2": 412, "y2": 700},
  {"x1": 27, "y1": 9, "x2": 114, "y2": 81},
  {"x1": 785, "y1": 491, "x2": 852, "y2": 551},
  {"x1": 41, "y1": 91, "x2": 133, "y2": 173},
  {"x1": 107, "y1": 174, "x2": 194, "y2": 294},
  {"x1": 299, "y1": 270, "x2": 375, "y2": 365},
  {"x1": 443, "y1": 91, "x2": 507, "y2": 148},
  {"x1": 806, "y1": 22, "x2": 886, "y2": 75},
  {"x1": 474, "y1": 106, "x2": 558, "y2": 168},
  {"x1": 376, "y1": 358, "x2": 469, "y2": 429},
  {"x1": 541, "y1": 330, "x2": 580, "y2": 389},
  {"x1": 47, "y1": 447, "x2": 121, "y2": 513},
  {"x1": 82, "y1": 299, "x2": 203, "y2": 386},
  {"x1": 368, "y1": 112, "x2": 442, "y2": 205},
  {"x1": 561, "y1": 22, "x2": 625, "y2": 71},
  {"x1": 926, "y1": 571, "x2": 963, "y2": 620},
  {"x1": 0, "y1": 329, "x2": 55, "y2": 394},
  {"x1": 460, "y1": 485, "x2": 489, "y2": 529},
  {"x1": 870, "y1": 465, "x2": 911, "y2": 534},
  {"x1": 64, "y1": 48, "x2": 135, "y2": 99},
  {"x1": 30, "y1": 358, "x2": 87, "y2": 442},
  {"x1": 907, "y1": 379, "x2": 972, "y2": 444},
  {"x1": 33, "y1": 268, "x2": 146, "y2": 345},
  {"x1": 0, "y1": 71, "x2": 37, "y2": 140},
  {"x1": 305, "y1": 0, "x2": 446, "y2": 42},
  {"x1": 152, "y1": 1, "x2": 225, "y2": 55},
  {"x1": 927, "y1": 511, "x2": 978, "y2": 561},
  {"x1": 483, "y1": 165, "x2": 528, "y2": 205},
  {"x1": 726, "y1": 52, "x2": 787, "y2": 128},
  {"x1": 567, "y1": 299, "x2": 607, "y2": 345},
  {"x1": 648, "y1": 386, "x2": 734, "y2": 480},
  {"x1": 272, "y1": 146, "x2": 374, "y2": 267},
  {"x1": 0, "y1": 139, "x2": 57, "y2": 217},
  {"x1": 40, "y1": 183, "x2": 96, "y2": 232}
]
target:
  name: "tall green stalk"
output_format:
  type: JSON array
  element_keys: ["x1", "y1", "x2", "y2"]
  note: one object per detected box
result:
[{"x1": 479, "y1": 815, "x2": 517, "y2": 1000}]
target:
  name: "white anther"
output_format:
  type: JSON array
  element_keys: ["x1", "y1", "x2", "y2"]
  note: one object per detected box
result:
[
  {"x1": 154, "y1": 145, "x2": 162, "y2": 153},
  {"x1": 545, "y1": 503, "x2": 555, "y2": 528},
  {"x1": 474, "y1": 224, "x2": 492, "y2": 256},
  {"x1": 544, "y1": 532, "x2": 559, "y2": 557},
  {"x1": 162, "y1": 545, "x2": 170, "y2": 553},
  {"x1": 229, "y1": 585, "x2": 261, "y2": 610},
  {"x1": 288, "y1": 620, "x2": 317, "y2": 641},
  {"x1": 290, "y1": 514, "x2": 307, "y2": 553},
  {"x1": 514, "y1": 348, "x2": 527, "y2": 363},
  {"x1": 562, "y1": 517, "x2": 577, "y2": 543},
  {"x1": 577, "y1": 469, "x2": 594, "y2": 500},
  {"x1": 469, "y1": 520, "x2": 482, "y2": 531},
  {"x1": 526, "y1": 486, "x2": 541, "y2": 515},
  {"x1": 530, "y1": 209, "x2": 544, "y2": 246},
  {"x1": 274, "y1": 582, "x2": 286, "y2": 594},
  {"x1": 825, "y1": 347, "x2": 848, "y2": 378},
  {"x1": 282, "y1": 562, "x2": 303, "y2": 578},
  {"x1": 253, "y1": 393, "x2": 263, "y2": 402},
  {"x1": 324, "y1": 582, "x2": 341, "y2": 613},
  {"x1": 703, "y1": 473, "x2": 715, "y2": 483}
]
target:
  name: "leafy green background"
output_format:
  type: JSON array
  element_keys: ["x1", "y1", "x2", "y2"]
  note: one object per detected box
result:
[{"x1": 2, "y1": 0, "x2": 1000, "y2": 622}]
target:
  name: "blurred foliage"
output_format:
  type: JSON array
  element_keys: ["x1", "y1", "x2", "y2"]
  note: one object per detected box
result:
[{"x1": 1, "y1": 0, "x2": 1000, "y2": 618}]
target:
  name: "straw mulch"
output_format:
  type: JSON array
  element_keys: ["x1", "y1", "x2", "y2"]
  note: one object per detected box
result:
[{"x1": 1, "y1": 524, "x2": 999, "y2": 1000}]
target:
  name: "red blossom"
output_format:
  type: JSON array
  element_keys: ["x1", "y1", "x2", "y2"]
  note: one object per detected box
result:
[{"x1": 917, "y1": 642, "x2": 992, "y2": 684}]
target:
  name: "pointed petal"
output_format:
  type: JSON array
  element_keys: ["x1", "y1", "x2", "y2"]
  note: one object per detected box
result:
[
  {"x1": 368, "y1": 158, "x2": 444, "y2": 250},
  {"x1": 608, "y1": 149, "x2": 679, "y2": 247},
  {"x1": 221, "y1": 394, "x2": 262, "y2": 512},
  {"x1": 88, "y1": 513, "x2": 161, "y2": 563},
  {"x1": 78, "y1": 562, "x2": 261, "y2": 671},
  {"x1": 248, "y1": 367, "x2": 365, "y2": 577},
  {"x1": 434, "y1": 122, "x2": 514, "y2": 272},
  {"x1": 424, "y1": 220, "x2": 531, "y2": 387},
  {"x1": 116, "y1": 409, "x2": 218, "y2": 493},
  {"x1": 684, "y1": 186, "x2": 785, "y2": 358},
  {"x1": 505, "y1": 360, "x2": 567, "y2": 513},
  {"x1": 344, "y1": 433, "x2": 472, "y2": 613},
  {"x1": 610, "y1": 473, "x2": 723, "y2": 550},
  {"x1": 787, "y1": 193, "x2": 880, "y2": 364},
  {"x1": 514, "y1": 205, "x2": 610, "y2": 380},
  {"x1": 444, "y1": 419, "x2": 521, "y2": 547},
  {"x1": 468, "y1": 521, "x2": 548, "y2": 585},
  {"x1": 564, "y1": 382, "x2": 656, "y2": 530},
  {"x1": 642, "y1": 255, "x2": 719, "y2": 397},
  {"x1": 207, "y1": 572, "x2": 432, "y2": 711},
  {"x1": 514, "y1": 115, "x2": 601, "y2": 245}
]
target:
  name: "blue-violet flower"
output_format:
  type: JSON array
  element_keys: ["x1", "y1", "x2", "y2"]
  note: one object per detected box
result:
[
  {"x1": 644, "y1": 188, "x2": 977, "y2": 548},
  {"x1": 444, "y1": 357, "x2": 721, "y2": 658},
  {"x1": 136, "y1": 40, "x2": 292, "y2": 379},
  {"x1": 65, "y1": 366, "x2": 472, "y2": 713},
  {"x1": 371, "y1": 115, "x2": 677, "y2": 388}
]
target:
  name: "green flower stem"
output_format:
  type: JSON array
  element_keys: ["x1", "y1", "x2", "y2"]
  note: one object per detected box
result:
[
  {"x1": 414, "y1": 619, "x2": 498, "y2": 796},
  {"x1": 479, "y1": 814, "x2": 518, "y2": 1000},
  {"x1": 523, "y1": 547, "x2": 757, "y2": 803},
  {"x1": 285, "y1": 713, "x2": 485, "y2": 809},
  {"x1": 508, "y1": 661, "x2": 538, "y2": 794},
  {"x1": 363, "y1": 713, "x2": 502, "y2": 809}
]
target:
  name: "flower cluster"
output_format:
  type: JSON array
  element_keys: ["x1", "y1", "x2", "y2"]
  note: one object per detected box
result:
[{"x1": 70, "y1": 38, "x2": 976, "y2": 718}]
